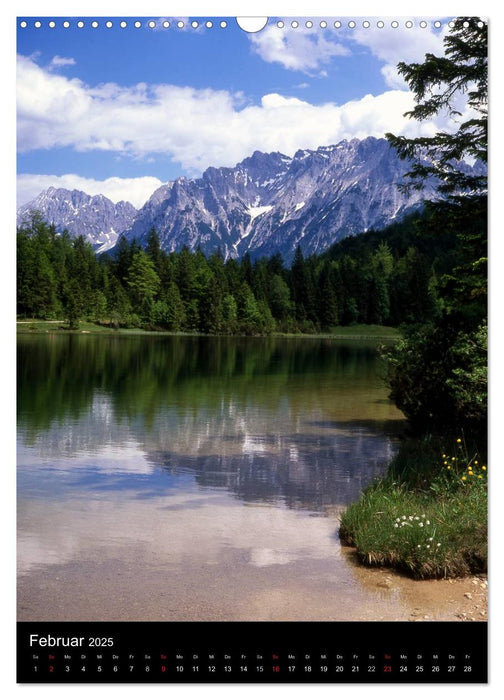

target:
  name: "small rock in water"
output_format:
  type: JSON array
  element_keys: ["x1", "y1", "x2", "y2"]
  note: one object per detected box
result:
[{"x1": 377, "y1": 581, "x2": 392, "y2": 589}]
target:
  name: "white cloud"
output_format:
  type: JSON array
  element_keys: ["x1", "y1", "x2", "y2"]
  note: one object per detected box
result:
[
  {"x1": 17, "y1": 53, "x2": 466, "y2": 179},
  {"x1": 248, "y1": 21, "x2": 448, "y2": 90},
  {"x1": 353, "y1": 21, "x2": 446, "y2": 65},
  {"x1": 379, "y1": 64, "x2": 409, "y2": 91},
  {"x1": 17, "y1": 174, "x2": 164, "y2": 208},
  {"x1": 350, "y1": 21, "x2": 448, "y2": 89},
  {"x1": 49, "y1": 55, "x2": 76, "y2": 69},
  {"x1": 249, "y1": 24, "x2": 349, "y2": 74}
]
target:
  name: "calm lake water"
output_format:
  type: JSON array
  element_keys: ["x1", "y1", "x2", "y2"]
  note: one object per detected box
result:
[{"x1": 18, "y1": 333, "x2": 411, "y2": 621}]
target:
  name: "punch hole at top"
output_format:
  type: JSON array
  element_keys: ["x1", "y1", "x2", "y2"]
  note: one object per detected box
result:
[{"x1": 236, "y1": 17, "x2": 268, "y2": 33}]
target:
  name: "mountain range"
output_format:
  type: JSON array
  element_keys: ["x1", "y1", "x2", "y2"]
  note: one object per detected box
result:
[
  {"x1": 17, "y1": 136, "x2": 481, "y2": 261},
  {"x1": 17, "y1": 187, "x2": 137, "y2": 254}
]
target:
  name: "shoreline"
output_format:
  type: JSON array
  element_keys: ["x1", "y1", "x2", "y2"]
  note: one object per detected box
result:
[
  {"x1": 16, "y1": 319, "x2": 402, "y2": 341},
  {"x1": 17, "y1": 493, "x2": 487, "y2": 623},
  {"x1": 17, "y1": 556, "x2": 488, "y2": 623},
  {"x1": 339, "y1": 546, "x2": 488, "y2": 622}
]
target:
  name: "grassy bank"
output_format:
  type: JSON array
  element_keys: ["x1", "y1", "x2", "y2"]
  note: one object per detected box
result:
[
  {"x1": 16, "y1": 320, "x2": 178, "y2": 336},
  {"x1": 339, "y1": 436, "x2": 487, "y2": 579},
  {"x1": 278, "y1": 324, "x2": 401, "y2": 340},
  {"x1": 16, "y1": 320, "x2": 401, "y2": 340}
]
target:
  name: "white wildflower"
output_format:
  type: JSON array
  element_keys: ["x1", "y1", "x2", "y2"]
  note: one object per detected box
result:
[
  {"x1": 414, "y1": 516, "x2": 419, "y2": 521},
  {"x1": 426, "y1": 520, "x2": 430, "y2": 525},
  {"x1": 421, "y1": 514, "x2": 426, "y2": 518},
  {"x1": 419, "y1": 522, "x2": 424, "y2": 527},
  {"x1": 394, "y1": 523, "x2": 399, "y2": 528},
  {"x1": 402, "y1": 515, "x2": 406, "y2": 520},
  {"x1": 409, "y1": 516, "x2": 414, "y2": 521},
  {"x1": 437, "y1": 543, "x2": 441, "y2": 547},
  {"x1": 426, "y1": 545, "x2": 430, "y2": 549},
  {"x1": 428, "y1": 537, "x2": 433, "y2": 541},
  {"x1": 417, "y1": 545, "x2": 421, "y2": 549}
]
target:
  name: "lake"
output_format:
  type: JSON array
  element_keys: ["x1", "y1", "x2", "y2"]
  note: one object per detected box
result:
[{"x1": 17, "y1": 333, "x2": 418, "y2": 622}]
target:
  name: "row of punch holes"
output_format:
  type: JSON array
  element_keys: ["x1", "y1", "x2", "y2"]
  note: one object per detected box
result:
[{"x1": 18, "y1": 18, "x2": 486, "y2": 31}]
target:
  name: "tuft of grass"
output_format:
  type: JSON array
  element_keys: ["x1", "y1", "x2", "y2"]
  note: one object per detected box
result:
[{"x1": 339, "y1": 435, "x2": 487, "y2": 579}]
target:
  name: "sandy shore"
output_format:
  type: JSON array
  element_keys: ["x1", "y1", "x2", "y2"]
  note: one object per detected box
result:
[
  {"x1": 18, "y1": 488, "x2": 487, "y2": 623},
  {"x1": 17, "y1": 543, "x2": 488, "y2": 623},
  {"x1": 340, "y1": 546, "x2": 488, "y2": 622}
]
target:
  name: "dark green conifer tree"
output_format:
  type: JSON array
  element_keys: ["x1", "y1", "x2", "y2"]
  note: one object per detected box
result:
[{"x1": 385, "y1": 17, "x2": 487, "y2": 436}]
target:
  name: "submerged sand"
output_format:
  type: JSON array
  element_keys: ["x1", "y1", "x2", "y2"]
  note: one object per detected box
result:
[{"x1": 17, "y1": 491, "x2": 487, "y2": 622}]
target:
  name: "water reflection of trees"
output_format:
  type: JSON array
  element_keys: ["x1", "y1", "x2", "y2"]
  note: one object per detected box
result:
[
  {"x1": 18, "y1": 334, "x2": 386, "y2": 433},
  {"x1": 18, "y1": 334, "x2": 403, "y2": 510}
]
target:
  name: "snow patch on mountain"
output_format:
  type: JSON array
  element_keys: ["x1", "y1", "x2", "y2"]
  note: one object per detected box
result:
[{"x1": 247, "y1": 205, "x2": 273, "y2": 220}]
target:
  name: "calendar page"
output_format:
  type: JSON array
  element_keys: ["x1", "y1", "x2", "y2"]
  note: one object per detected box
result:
[{"x1": 16, "y1": 11, "x2": 488, "y2": 684}]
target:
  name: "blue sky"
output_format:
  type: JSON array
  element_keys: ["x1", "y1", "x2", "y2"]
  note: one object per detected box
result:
[{"x1": 17, "y1": 15, "x2": 457, "y2": 207}]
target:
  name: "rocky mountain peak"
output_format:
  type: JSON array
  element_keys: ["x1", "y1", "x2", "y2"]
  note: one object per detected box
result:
[
  {"x1": 17, "y1": 188, "x2": 137, "y2": 253},
  {"x1": 17, "y1": 137, "x2": 484, "y2": 262}
]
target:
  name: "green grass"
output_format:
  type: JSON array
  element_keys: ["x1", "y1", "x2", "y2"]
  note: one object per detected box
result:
[
  {"x1": 327, "y1": 324, "x2": 401, "y2": 339},
  {"x1": 339, "y1": 436, "x2": 487, "y2": 579},
  {"x1": 17, "y1": 320, "x2": 401, "y2": 339},
  {"x1": 16, "y1": 320, "x2": 190, "y2": 336},
  {"x1": 276, "y1": 324, "x2": 400, "y2": 339}
]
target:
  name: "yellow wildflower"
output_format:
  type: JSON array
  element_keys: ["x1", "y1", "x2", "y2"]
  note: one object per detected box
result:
[
  {"x1": 457, "y1": 438, "x2": 462, "y2": 443},
  {"x1": 462, "y1": 476, "x2": 467, "y2": 481},
  {"x1": 478, "y1": 475, "x2": 483, "y2": 479},
  {"x1": 482, "y1": 466, "x2": 487, "y2": 471}
]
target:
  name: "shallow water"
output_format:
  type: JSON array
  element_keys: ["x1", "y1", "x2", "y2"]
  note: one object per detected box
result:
[{"x1": 17, "y1": 333, "x2": 441, "y2": 622}]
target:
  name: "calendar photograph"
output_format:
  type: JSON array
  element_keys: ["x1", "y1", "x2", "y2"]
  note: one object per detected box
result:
[{"x1": 16, "y1": 14, "x2": 488, "y2": 682}]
